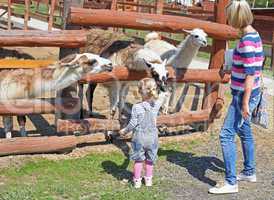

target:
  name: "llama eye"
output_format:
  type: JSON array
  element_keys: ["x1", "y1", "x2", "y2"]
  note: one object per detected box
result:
[{"x1": 194, "y1": 35, "x2": 199, "y2": 38}]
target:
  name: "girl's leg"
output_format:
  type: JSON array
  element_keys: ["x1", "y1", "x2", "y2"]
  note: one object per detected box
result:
[
  {"x1": 133, "y1": 161, "x2": 143, "y2": 180},
  {"x1": 145, "y1": 160, "x2": 154, "y2": 186},
  {"x1": 133, "y1": 161, "x2": 143, "y2": 188},
  {"x1": 145, "y1": 160, "x2": 154, "y2": 178}
]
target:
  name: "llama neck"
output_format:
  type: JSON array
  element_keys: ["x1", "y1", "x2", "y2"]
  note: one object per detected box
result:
[
  {"x1": 31, "y1": 67, "x2": 82, "y2": 97},
  {"x1": 167, "y1": 36, "x2": 200, "y2": 69}
]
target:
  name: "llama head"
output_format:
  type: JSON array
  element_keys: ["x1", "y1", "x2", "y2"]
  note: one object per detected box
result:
[
  {"x1": 58, "y1": 53, "x2": 112, "y2": 74},
  {"x1": 183, "y1": 28, "x2": 208, "y2": 47},
  {"x1": 53, "y1": 53, "x2": 112, "y2": 89},
  {"x1": 143, "y1": 59, "x2": 169, "y2": 92},
  {"x1": 145, "y1": 31, "x2": 161, "y2": 42}
]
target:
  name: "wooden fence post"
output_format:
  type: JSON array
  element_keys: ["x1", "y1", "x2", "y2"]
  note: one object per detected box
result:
[
  {"x1": 7, "y1": 0, "x2": 11, "y2": 30},
  {"x1": 156, "y1": 0, "x2": 164, "y2": 14},
  {"x1": 202, "y1": 0, "x2": 229, "y2": 125},
  {"x1": 48, "y1": 0, "x2": 56, "y2": 31},
  {"x1": 271, "y1": 31, "x2": 274, "y2": 74},
  {"x1": 56, "y1": 0, "x2": 84, "y2": 129},
  {"x1": 24, "y1": 0, "x2": 30, "y2": 30}
]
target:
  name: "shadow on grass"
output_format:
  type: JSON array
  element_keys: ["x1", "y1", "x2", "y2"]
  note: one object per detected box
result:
[
  {"x1": 101, "y1": 138, "x2": 132, "y2": 181},
  {"x1": 159, "y1": 149, "x2": 224, "y2": 186}
]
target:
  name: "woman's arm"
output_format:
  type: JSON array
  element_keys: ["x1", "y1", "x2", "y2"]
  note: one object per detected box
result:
[{"x1": 242, "y1": 75, "x2": 255, "y2": 119}]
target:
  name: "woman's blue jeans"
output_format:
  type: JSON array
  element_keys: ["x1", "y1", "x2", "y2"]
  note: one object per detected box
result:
[{"x1": 219, "y1": 93, "x2": 261, "y2": 185}]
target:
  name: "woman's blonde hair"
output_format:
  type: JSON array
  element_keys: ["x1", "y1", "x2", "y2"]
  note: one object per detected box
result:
[
  {"x1": 226, "y1": 0, "x2": 253, "y2": 29},
  {"x1": 138, "y1": 78, "x2": 158, "y2": 100}
]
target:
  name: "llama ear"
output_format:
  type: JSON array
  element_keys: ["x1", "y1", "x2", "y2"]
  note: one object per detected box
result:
[
  {"x1": 163, "y1": 59, "x2": 167, "y2": 65},
  {"x1": 143, "y1": 59, "x2": 152, "y2": 68},
  {"x1": 60, "y1": 54, "x2": 78, "y2": 66},
  {"x1": 182, "y1": 29, "x2": 192, "y2": 34}
]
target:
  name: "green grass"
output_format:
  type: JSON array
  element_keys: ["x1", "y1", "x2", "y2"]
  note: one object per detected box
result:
[{"x1": 0, "y1": 140, "x2": 203, "y2": 200}]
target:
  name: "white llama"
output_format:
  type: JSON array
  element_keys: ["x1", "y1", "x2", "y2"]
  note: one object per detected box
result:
[
  {"x1": 82, "y1": 29, "x2": 170, "y2": 120},
  {"x1": 1, "y1": 53, "x2": 113, "y2": 139},
  {"x1": 144, "y1": 28, "x2": 208, "y2": 111}
]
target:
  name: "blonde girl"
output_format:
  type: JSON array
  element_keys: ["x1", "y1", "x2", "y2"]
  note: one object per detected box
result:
[
  {"x1": 119, "y1": 78, "x2": 167, "y2": 188},
  {"x1": 209, "y1": 0, "x2": 264, "y2": 194}
]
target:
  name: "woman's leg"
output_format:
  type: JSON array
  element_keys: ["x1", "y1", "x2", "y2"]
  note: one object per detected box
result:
[
  {"x1": 219, "y1": 97, "x2": 242, "y2": 185},
  {"x1": 237, "y1": 94, "x2": 260, "y2": 176},
  {"x1": 238, "y1": 120, "x2": 255, "y2": 175}
]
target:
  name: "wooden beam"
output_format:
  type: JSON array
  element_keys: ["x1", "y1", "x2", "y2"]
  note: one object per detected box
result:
[
  {"x1": 68, "y1": 8, "x2": 239, "y2": 40},
  {"x1": 0, "y1": 136, "x2": 78, "y2": 156},
  {"x1": 0, "y1": 98, "x2": 79, "y2": 115},
  {"x1": 80, "y1": 67, "x2": 230, "y2": 84},
  {"x1": 57, "y1": 118, "x2": 121, "y2": 133},
  {"x1": 156, "y1": 110, "x2": 209, "y2": 127},
  {"x1": 0, "y1": 59, "x2": 54, "y2": 69},
  {"x1": 0, "y1": 30, "x2": 87, "y2": 47},
  {"x1": 57, "y1": 109, "x2": 210, "y2": 133}
]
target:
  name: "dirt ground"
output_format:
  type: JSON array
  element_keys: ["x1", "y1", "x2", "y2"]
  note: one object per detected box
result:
[{"x1": 0, "y1": 47, "x2": 273, "y2": 199}]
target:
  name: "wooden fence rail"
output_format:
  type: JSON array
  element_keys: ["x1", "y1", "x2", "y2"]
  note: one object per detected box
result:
[{"x1": 68, "y1": 8, "x2": 239, "y2": 40}]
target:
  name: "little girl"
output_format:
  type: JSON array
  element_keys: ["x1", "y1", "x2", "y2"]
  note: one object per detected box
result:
[{"x1": 119, "y1": 78, "x2": 167, "y2": 188}]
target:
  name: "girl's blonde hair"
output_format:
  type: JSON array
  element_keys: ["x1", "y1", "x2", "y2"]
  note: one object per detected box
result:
[
  {"x1": 138, "y1": 78, "x2": 158, "y2": 100},
  {"x1": 226, "y1": 0, "x2": 253, "y2": 29}
]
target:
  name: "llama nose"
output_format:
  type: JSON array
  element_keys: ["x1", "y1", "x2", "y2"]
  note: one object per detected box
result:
[
  {"x1": 203, "y1": 41, "x2": 207, "y2": 46},
  {"x1": 106, "y1": 64, "x2": 113, "y2": 72}
]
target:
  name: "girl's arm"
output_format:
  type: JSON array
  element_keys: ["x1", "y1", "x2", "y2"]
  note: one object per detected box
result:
[
  {"x1": 121, "y1": 106, "x2": 138, "y2": 134},
  {"x1": 154, "y1": 91, "x2": 169, "y2": 111}
]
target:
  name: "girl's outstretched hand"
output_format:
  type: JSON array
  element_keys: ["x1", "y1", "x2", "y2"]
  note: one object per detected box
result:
[{"x1": 119, "y1": 128, "x2": 127, "y2": 138}]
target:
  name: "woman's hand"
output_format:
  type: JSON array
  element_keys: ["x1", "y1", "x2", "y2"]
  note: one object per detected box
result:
[{"x1": 242, "y1": 103, "x2": 250, "y2": 120}]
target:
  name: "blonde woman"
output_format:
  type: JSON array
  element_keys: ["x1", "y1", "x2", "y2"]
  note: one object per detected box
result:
[
  {"x1": 209, "y1": 0, "x2": 264, "y2": 194},
  {"x1": 119, "y1": 78, "x2": 167, "y2": 188}
]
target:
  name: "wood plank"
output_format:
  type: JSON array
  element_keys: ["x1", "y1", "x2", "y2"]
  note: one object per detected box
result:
[
  {"x1": 0, "y1": 59, "x2": 54, "y2": 69},
  {"x1": 79, "y1": 67, "x2": 231, "y2": 84},
  {"x1": 57, "y1": 109, "x2": 210, "y2": 132},
  {"x1": 68, "y1": 8, "x2": 239, "y2": 40},
  {"x1": 0, "y1": 30, "x2": 87, "y2": 47},
  {"x1": 0, "y1": 136, "x2": 77, "y2": 156},
  {"x1": 0, "y1": 98, "x2": 79, "y2": 115}
]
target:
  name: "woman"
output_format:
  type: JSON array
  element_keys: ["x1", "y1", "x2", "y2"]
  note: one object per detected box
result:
[{"x1": 209, "y1": 0, "x2": 264, "y2": 194}]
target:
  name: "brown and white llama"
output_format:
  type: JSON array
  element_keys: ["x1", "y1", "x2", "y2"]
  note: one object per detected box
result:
[{"x1": 0, "y1": 53, "x2": 112, "y2": 138}]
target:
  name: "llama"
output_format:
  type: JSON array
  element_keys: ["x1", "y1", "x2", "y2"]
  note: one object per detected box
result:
[
  {"x1": 144, "y1": 28, "x2": 208, "y2": 112},
  {"x1": 1, "y1": 53, "x2": 113, "y2": 139},
  {"x1": 102, "y1": 44, "x2": 169, "y2": 119},
  {"x1": 82, "y1": 29, "x2": 169, "y2": 120}
]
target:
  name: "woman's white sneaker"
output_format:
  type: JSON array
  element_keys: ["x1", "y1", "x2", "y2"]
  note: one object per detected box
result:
[
  {"x1": 237, "y1": 172, "x2": 257, "y2": 182},
  {"x1": 133, "y1": 178, "x2": 142, "y2": 189},
  {"x1": 209, "y1": 181, "x2": 238, "y2": 194},
  {"x1": 144, "y1": 176, "x2": 153, "y2": 187}
]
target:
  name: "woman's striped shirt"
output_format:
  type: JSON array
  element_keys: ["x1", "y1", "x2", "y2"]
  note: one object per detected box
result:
[{"x1": 231, "y1": 32, "x2": 264, "y2": 96}]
